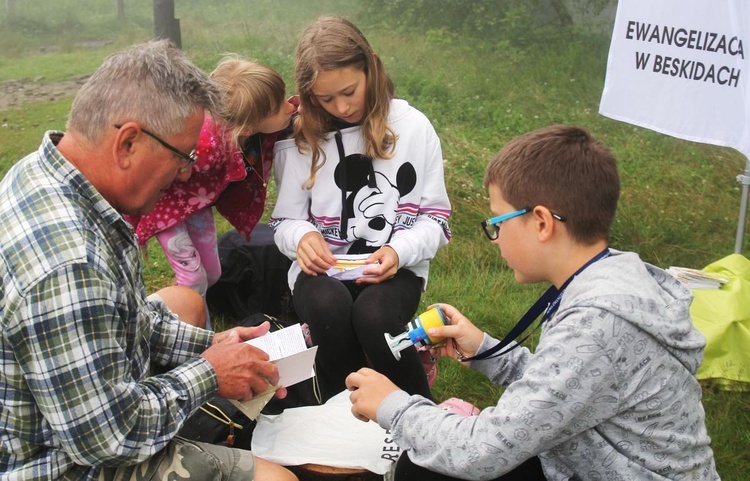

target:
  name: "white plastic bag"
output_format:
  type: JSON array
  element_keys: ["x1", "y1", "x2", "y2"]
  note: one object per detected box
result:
[{"x1": 250, "y1": 390, "x2": 401, "y2": 474}]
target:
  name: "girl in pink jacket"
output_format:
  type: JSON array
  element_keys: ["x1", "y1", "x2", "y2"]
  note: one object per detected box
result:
[{"x1": 127, "y1": 56, "x2": 296, "y2": 297}]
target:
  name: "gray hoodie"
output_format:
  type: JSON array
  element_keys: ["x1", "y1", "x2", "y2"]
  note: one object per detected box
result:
[{"x1": 378, "y1": 250, "x2": 719, "y2": 480}]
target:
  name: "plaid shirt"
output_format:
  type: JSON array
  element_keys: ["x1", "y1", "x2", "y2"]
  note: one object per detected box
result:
[{"x1": 0, "y1": 132, "x2": 218, "y2": 480}]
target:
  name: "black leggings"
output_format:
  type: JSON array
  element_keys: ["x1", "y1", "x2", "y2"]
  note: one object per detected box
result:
[
  {"x1": 393, "y1": 451, "x2": 546, "y2": 481},
  {"x1": 293, "y1": 269, "x2": 431, "y2": 401}
]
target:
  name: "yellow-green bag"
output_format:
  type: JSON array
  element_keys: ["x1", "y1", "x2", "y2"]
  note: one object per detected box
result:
[{"x1": 690, "y1": 254, "x2": 750, "y2": 390}]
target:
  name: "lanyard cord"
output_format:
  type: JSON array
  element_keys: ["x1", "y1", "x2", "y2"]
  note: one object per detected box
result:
[{"x1": 463, "y1": 247, "x2": 610, "y2": 362}]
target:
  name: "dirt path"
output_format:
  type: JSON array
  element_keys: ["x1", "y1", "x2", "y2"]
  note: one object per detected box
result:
[{"x1": 0, "y1": 75, "x2": 90, "y2": 112}]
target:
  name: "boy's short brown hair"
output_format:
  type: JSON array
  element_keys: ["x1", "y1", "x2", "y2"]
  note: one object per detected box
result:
[{"x1": 484, "y1": 125, "x2": 619, "y2": 244}]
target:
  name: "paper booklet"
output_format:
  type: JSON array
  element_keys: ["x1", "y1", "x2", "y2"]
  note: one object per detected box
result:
[
  {"x1": 229, "y1": 323, "x2": 317, "y2": 420},
  {"x1": 666, "y1": 266, "x2": 729, "y2": 290}
]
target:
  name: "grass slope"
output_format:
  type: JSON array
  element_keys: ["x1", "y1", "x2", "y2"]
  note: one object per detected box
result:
[{"x1": 1, "y1": 1, "x2": 747, "y2": 478}]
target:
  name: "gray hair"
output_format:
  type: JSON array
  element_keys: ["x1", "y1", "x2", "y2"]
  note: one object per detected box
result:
[{"x1": 67, "y1": 40, "x2": 220, "y2": 142}]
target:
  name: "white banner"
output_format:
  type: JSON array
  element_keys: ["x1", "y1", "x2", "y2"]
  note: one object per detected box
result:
[{"x1": 599, "y1": 0, "x2": 750, "y2": 159}]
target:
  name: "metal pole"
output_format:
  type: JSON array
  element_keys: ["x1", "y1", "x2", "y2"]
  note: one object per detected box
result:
[
  {"x1": 153, "y1": 0, "x2": 181, "y2": 49},
  {"x1": 734, "y1": 156, "x2": 750, "y2": 254}
]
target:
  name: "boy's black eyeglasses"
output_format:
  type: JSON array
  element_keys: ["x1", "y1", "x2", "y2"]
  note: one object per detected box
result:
[
  {"x1": 480, "y1": 207, "x2": 567, "y2": 240},
  {"x1": 113, "y1": 124, "x2": 197, "y2": 166}
]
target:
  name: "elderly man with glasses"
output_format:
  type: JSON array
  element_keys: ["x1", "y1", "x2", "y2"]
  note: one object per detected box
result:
[{"x1": 0, "y1": 41, "x2": 296, "y2": 481}]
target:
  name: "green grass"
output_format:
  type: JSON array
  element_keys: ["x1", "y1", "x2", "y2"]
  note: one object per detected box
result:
[{"x1": 1, "y1": 1, "x2": 748, "y2": 479}]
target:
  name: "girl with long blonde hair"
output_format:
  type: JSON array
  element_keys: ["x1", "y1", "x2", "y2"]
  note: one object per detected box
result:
[{"x1": 271, "y1": 16, "x2": 452, "y2": 401}]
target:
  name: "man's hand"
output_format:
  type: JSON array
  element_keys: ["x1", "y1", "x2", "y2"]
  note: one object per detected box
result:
[
  {"x1": 202, "y1": 324, "x2": 287, "y2": 401},
  {"x1": 345, "y1": 368, "x2": 400, "y2": 423},
  {"x1": 211, "y1": 321, "x2": 271, "y2": 345}
]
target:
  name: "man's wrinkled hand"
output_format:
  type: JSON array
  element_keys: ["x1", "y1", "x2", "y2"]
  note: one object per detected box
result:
[{"x1": 201, "y1": 330, "x2": 282, "y2": 401}]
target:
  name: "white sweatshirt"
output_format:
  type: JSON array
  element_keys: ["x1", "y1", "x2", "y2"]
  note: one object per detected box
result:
[{"x1": 270, "y1": 99, "x2": 452, "y2": 291}]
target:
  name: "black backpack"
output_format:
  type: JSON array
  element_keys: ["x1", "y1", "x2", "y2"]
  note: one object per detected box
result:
[
  {"x1": 205, "y1": 225, "x2": 295, "y2": 322},
  {"x1": 184, "y1": 225, "x2": 322, "y2": 449}
]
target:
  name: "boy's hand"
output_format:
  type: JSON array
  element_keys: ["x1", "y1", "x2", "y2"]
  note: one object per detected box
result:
[
  {"x1": 346, "y1": 368, "x2": 400, "y2": 423},
  {"x1": 427, "y1": 303, "x2": 485, "y2": 362},
  {"x1": 296, "y1": 231, "x2": 336, "y2": 275}
]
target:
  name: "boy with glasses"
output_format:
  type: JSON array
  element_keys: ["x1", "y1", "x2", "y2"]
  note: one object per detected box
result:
[{"x1": 347, "y1": 125, "x2": 719, "y2": 480}]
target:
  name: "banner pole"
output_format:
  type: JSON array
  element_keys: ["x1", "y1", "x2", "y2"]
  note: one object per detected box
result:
[{"x1": 734, "y1": 156, "x2": 750, "y2": 254}]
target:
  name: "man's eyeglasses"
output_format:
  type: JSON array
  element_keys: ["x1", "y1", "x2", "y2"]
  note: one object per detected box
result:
[
  {"x1": 113, "y1": 124, "x2": 197, "y2": 167},
  {"x1": 480, "y1": 207, "x2": 567, "y2": 240}
]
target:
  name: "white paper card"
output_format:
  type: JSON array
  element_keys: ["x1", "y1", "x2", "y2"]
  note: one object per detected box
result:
[{"x1": 232, "y1": 324, "x2": 318, "y2": 420}]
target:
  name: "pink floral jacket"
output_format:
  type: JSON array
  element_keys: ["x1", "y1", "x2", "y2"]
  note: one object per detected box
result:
[{"x1": 125, "y1": 116, "x2": 278, "y2": 244}]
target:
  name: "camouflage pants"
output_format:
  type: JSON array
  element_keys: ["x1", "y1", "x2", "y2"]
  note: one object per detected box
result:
[{"x1": 97, "y1": 436, "x2": 255, "y2": 481}]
